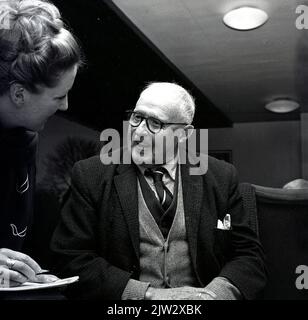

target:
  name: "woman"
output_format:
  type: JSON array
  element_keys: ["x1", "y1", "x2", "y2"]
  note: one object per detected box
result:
[{"x1": 0, "y1": 0, "x2": 83, "y2": 286}]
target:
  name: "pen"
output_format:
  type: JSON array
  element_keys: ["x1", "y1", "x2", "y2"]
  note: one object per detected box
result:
[{"x1": 36, "y1": 269, "x2": 50, "y2": 275}]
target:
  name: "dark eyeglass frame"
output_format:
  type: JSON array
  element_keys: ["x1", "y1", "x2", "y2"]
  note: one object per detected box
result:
[{"x1": 126, "y1": 110, "x2": 187, "y2": 134}]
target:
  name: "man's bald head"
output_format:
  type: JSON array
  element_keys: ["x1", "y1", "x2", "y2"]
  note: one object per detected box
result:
[{"x1": 138, "y1": 82, "x2": 195, "y2": 124}]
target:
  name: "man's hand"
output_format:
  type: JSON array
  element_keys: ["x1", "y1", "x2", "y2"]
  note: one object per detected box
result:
[
  {"x1": 145, "y1": 286, "x2": 217, "y2": 300},
  {"x1": 0, "y1": 248, "x2": 58, "y2": 287}
]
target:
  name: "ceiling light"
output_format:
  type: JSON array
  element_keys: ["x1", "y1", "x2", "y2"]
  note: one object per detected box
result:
[
  {"x1": 265, "y1": 99, "x2": 300, "y2": 113},
  {"x1": 223, "y1": 7, "x2": 268, "y2": 30}
]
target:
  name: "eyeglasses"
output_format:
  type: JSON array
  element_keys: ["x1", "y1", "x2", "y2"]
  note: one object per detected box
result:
[{"x1": 126, "y1": 110, "x2": 187, "y2": 134}]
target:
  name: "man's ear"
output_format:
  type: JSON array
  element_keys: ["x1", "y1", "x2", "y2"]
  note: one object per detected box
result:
[
  {"x1": 9, "y1": 83, "x2": 26, "y2": 107},
  {"x1": 179, "y1": 124, "x2": 194, "y2": 143}
]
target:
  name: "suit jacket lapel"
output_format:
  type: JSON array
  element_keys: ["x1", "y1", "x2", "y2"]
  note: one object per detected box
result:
[
  {"x1": 181, "y1": 163, "x2": 214, "y2": 285},
  {"x1": 114, "y1": 164, "x2": 140, "y2": 260},
  {"x1": 181, "y1": 164, "x2": 203, "y2": 266}
]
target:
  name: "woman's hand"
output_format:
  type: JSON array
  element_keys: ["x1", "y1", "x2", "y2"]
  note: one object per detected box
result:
[{"x1": 0, "y1": 248, "x2": 58, "y2": 287}]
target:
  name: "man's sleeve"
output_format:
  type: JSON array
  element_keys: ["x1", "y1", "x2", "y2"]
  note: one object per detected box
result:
[
  {"x1": 217, "y1": 165, "x2": 267, "y2": 300},
  {"x1": 121, "y1": 279, "x2": 151, "y2": 300},
  {"x1": 205, "y1": 277, "x2": 242, "y2": 300},
  {"x1": 50, "y1": 161, "x2": 132, "y2": 300}
]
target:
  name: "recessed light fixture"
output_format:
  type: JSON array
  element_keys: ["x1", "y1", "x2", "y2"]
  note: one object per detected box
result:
[
  {"x1": 265, "y1": 99, "x2": 300, "y2": 113},
  {"x1": 223, "y1": 6, "x2": 268, "y2": 30}
]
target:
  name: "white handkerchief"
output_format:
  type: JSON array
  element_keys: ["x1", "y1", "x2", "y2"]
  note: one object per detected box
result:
[
  {"x1": 223, "y1": 214, "x2": 231, "y2": 230},
  {"x1": 217, "y1": 219, "x2": 225, "y2": 229},
  {"x1": 217, "y1": 214, "x2": 231, "y2": 230}
]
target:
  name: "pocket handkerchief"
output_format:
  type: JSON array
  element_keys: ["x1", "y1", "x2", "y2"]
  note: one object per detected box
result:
[{"x1": 217, "y1": 214, "x2": 231, "y2": 230}]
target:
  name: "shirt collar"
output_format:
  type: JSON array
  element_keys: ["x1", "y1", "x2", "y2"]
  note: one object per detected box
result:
[{"x1": 136, "y1": 157, "x2": 178, "y2": 182}]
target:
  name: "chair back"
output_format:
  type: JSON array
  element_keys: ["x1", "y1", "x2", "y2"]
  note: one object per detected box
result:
[{"x1": 252, "y1": 184, "x2": 308, "y2": 299}]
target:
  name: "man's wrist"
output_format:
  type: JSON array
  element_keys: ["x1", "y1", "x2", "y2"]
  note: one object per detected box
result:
[
  {"x1": 121, "y1": 279, "x2": 151, "y2": 300},
  {"x1": 145, "y1": 286, "x2": 154, "y2": 300}
]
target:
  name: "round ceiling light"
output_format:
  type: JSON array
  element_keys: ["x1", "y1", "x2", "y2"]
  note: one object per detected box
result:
[
  {"x1": 223, "y1": 7, "x2": 268, "y2": 30},
  {"x1": 264, "y1": 99, "x2": 300, "y2": 113}
]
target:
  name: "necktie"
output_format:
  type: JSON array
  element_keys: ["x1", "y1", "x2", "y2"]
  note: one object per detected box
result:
[{"x1": 145, "y1": 167, "x2": 173, "y2": 211}]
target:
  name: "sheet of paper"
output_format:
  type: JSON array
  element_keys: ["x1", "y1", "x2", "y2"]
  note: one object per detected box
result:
[{"x1": 0, "y1": 276, "x2": 79, "y2": 291}]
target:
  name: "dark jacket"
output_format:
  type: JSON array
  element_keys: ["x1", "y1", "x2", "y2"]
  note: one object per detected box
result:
[
  {"x1": 51, "y1": 155, "x2": 267, "y2": 300},
  {"x1": 0, "y1": 128, "x2": 37, "y2": 250}
]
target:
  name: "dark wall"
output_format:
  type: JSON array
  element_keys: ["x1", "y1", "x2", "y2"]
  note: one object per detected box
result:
[
  {"x1": 37, "y1": 115, "x2": 99, "y2": 183},
  {"x1": 208, "y1": 121, "x2": 301, "y2": 187}
]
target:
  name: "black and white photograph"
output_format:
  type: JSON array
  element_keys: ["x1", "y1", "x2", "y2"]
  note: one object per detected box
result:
[{"x1": 0, "y1": 0, "x2": 307, "y2": 310}]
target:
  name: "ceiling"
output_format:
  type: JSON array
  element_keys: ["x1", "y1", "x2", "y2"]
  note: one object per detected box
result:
[
  {"x1": 53, "y1": 0, "x2": 232, "y2": 130},
  {"x1": 109, "y1": 0, "x2": 308, "y2": 122}
]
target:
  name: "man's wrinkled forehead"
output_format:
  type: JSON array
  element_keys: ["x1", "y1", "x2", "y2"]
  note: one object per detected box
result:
[
  {"x1": 137, "y1": 88, "x2": 176, "y2": 106},
  {"x1": 138, "y1": 85, "x2": 180, "y2": 105}
]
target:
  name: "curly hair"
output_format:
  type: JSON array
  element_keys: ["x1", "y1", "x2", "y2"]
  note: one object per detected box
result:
[{"x1": 0, "y1": 0, "x2": 83, "y2": 95}]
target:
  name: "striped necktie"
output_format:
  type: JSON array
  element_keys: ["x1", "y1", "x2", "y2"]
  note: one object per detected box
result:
[{"x1": 145, "y1": 167, "x2": 173, "y2": 211}]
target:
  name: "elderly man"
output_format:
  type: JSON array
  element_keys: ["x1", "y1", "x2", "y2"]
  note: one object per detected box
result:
[{"x1": 51, "y1": 82, "x2": 266, "y2": 300}]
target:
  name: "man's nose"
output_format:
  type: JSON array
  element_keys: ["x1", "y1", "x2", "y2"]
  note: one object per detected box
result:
[
  {"x1": 134, "y1": 119, "x2": 148, "y2": 136},
  {"x1": 58, "y1": 96, "x2": 68, "y2": 111}
]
